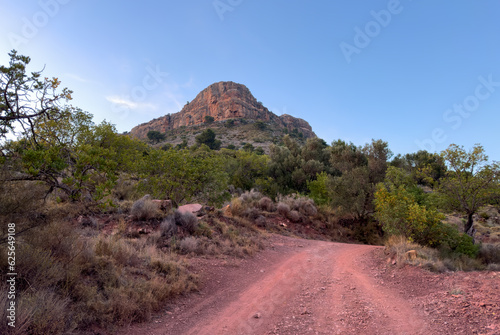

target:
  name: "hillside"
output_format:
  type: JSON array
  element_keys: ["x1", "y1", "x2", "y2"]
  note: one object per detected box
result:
[{"x1": 129, "y1": 81, "x2": 316, "y2": 149}]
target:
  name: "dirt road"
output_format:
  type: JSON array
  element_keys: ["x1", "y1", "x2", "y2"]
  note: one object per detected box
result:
[{"x1": 124, "y1": 236, "x2": 433, "y2": 335}]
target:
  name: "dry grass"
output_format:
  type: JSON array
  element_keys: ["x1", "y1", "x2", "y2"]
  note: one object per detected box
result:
[
  {"x1": 131, "y1": 195, "x2": 162, "y2": 221},
  {"x1": 112, "y1": 177, "x2": 139, "y2": 201},
  {"x1": 258, "y1": 196, "x2": 276, "y2": 212},
  {"x1": 385, "y1": 235, "x2": 486, "y2": 272},
  {"x1": 196, "y1": 216, "x2": 265, "y2": 257},
  {"x1": 277, "y1": 202, "x2": 291, "y2": 216},
  {"x1": 0, "y1": 218, "x2": 199, "y2": 334},
  {"x1": 160, "y1": 216, "x2": 177, "y2": 237},
  {"x1": 277, "y1": 194, "x2": 319, "y2": 222},
  {"x1": 255, "y1": 215, "x2": 268, "y2": 228},
  {"x1": 478, "y1": 243, "x2": 500, "y2": 266},
  {"x1": 230, "y1": 197, "x2": 245, "y2": 217},
  {"x1": 385, "y1": 235, "x2": 446, "y2": 272},
  {"x1": 174, "y1": 210, "x2": 199, "y2": 233},
  {"x1": 179, "y1": 236, "x2": 199, "y2": 254},
  {"x1": 286, "y1": 210, "x2": 301, "y2": 223},
  {"x1": 0, "y1": 179, "x2": 48, "y2": 217},
  {"x1": 0, "y1": 287, "x2": 71, "y2": 335}
]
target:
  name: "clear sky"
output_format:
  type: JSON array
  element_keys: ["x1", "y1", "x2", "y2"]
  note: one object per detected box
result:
[{"x1": 1, "y1": 0, "x2": 499, "y2": 160}]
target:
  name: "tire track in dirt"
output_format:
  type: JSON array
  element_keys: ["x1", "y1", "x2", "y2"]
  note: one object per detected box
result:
[
  {"x1": 123, "y1": 236, "x2": 429, "y2": 335},
  {"x1": 317, "y1": 244, "x2": 428, "y2": 335}
]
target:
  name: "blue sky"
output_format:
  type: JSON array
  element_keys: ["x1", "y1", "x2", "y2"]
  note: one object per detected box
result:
[{"x1": 1, "y1": 0, "x2": 499, "y2": 160}]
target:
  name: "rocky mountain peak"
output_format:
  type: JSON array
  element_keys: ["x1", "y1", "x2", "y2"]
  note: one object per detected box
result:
[{"x1": 129, "y1": 81, "x2": 315, "y2": 139}]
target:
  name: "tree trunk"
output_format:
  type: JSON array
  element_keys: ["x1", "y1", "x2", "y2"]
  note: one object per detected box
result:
[{"x1": 465, "y1": 212, "x2": 475, "y2": 240}]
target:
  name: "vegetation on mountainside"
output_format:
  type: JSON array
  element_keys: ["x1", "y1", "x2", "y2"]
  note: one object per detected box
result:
[{"x1": 1, "y1": 51, "x2": 500, "y2": 334}]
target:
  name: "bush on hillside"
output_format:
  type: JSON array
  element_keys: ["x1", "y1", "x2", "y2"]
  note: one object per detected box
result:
[{"x1": 131, "y1": 195, "x2": 161, "y2": 221}]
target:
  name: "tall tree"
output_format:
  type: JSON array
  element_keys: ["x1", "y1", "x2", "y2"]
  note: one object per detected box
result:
[
  {"x1": 327, "y1": 139, "x2": 391, "y2": 219},
  {"x1": 438, "y1": 144, "x2": 500, "y2": 236},
  {"x1": 7, "y1": 108, "x2": 120, "y2": 203},
  {"x1": 1, "y1": 50, "x2": 71, "y2": 142}
]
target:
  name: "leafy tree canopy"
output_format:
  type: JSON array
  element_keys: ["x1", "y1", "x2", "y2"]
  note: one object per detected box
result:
[
  {"x1": 437, "y1": 144, "x2": 500, "y2": 236},
  {"x1": 1, "y1": 50, "x2": 72, "y2": 142}
]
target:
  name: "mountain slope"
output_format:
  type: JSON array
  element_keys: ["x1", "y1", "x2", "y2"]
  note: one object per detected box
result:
[{"x1": 129, "y1": 81, "x2": 316, "y2": 143}]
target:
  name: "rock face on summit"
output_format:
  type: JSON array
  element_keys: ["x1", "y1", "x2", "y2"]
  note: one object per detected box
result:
[{"x1": 129, "y1": 81, "x2": 316, "y2": 139}]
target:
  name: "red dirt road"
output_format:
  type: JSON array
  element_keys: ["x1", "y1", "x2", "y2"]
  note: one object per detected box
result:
[{"x1": 124, "y1": 236, "x2": 436, "y2": 335}]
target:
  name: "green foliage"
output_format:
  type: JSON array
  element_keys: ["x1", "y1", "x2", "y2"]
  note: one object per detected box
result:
[
  {"x1": 1, "y1": 50, "x2": 72, "y2": 141},
  {"x1": 374, "y1": 184, "x2": 445, "y2": 247},
  {"x1": 147, "y1": 130, "x2": 165, "y2": 143},
  {"x1": 307, "y1": 172, "x2": 331, "y2": 206},
  {"x1": 375, "y1": 170, "x2": 479, "y2": 257},
  {"x1": 136, "y1": 148, "x2": 229, "y2": 206},
  {"x1": 440, "y1": 225, "x2": 479, "y2": 258},
  {"x1": 254, "y1": 121, "x2": 267, "y2": 130},
  {"x1": 0, "y1": 52, "x2": 150, "y2": 206},
  {"x1": 437, "y1": 144, "x2": 500, "y2": 235},
  {"x1": 6, "y1": 108, "x2": 121, "y2": 204},
  {"x1": 268, "y1": 136, "x2": 330, "y2": 194},
  {"x1": 161, "y1": 143, "x2": 173, "y2": 151},
  {"x1": 195, "y1": 128, "x2": 221, "y2": 150},
  {"x1": 222, "y1": 149, "x2": 269, "y2": 191},
  {"x1": 242, "y1": 142, "x2": 254, "y2": 152},
  {"x1": 175, "y1": 139, "x2": 188, "y2": 150},
  {"x1": 254, "y1": 147, "x2": 265, "y2": 155},
  {"x1": 290, "y1": 128, "x2": 303, "y2": 138},
  {"x1": 204, "y1": 115, "x2": 214, "y2": 124},
  {"x1": 327, "y1": 139, "x2": 391, "y2": 219},
  {"x1": 391, "y1": 150, "x2": 446, "y2": 186},
  {"x1": 329, "y1": 167, "x2": 371, "y2": 218}
]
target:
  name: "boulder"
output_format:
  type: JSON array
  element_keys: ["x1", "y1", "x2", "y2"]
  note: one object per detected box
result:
[{"x1": 177, "y1": 204, "x2": 203, "y2": 215}]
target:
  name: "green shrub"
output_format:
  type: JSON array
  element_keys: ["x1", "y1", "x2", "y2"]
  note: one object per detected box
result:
[
  {"x1": 194, "y1": 222, "x2": 213, "y2": 238},
  {"x1": 440, "y1": 224, "x2": 480, "y2": 258},
  {"x1": 452, "y1": 233, "x2": 479, "y2": 258},
  {"x1": 254, "y1": 121, "x2": 267, "y2": 130},
  {"x1": 375, "y1": 184, "x2": 445, "y2": 247},
  {"x1": 307, "y1": 172, "x2": 331, "y2": 206},
  {"x1": 479, "y1": 211, "x2": 490, "y2": 220}
]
